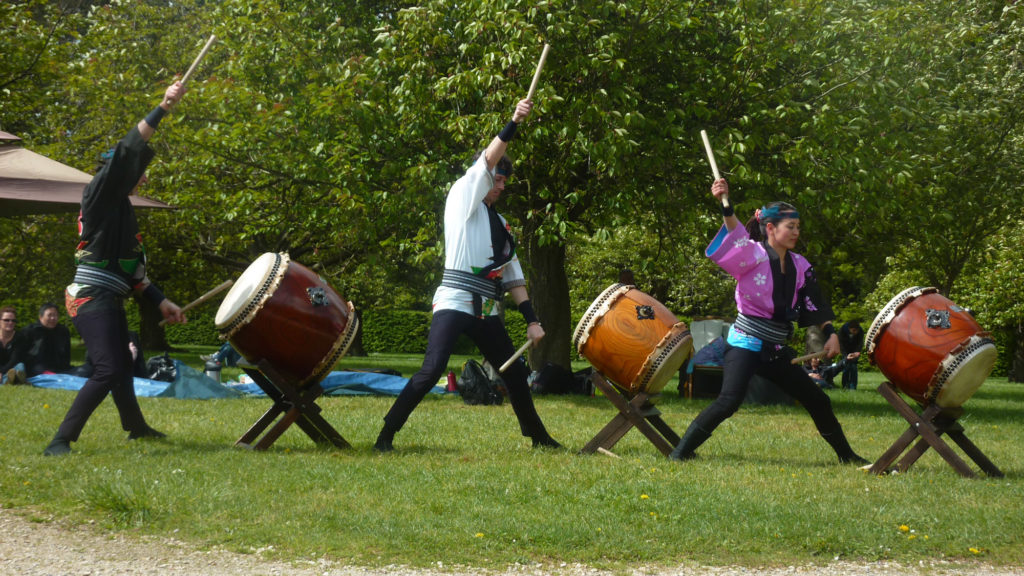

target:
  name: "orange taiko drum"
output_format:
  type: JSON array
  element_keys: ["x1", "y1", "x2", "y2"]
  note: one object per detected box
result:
[
  {"x1": 214, "y1": 253, "x2": 359, "y2": 387},
  {"x1": 865, "y1": 286, "x2": 996, "y2": 408},
  {"x1": 573, "y1": 283, "x2": 693, "y2": 396}
]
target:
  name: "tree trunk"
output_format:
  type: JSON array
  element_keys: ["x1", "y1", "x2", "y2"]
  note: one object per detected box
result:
[
  {"x1": 1010, "y1": 322, "x2": 1024, "y2": 383},
  {"x1": 135, "y1": 296, "x2": 172, "y2": 355},
  {"x1": 522, "y1": 239, "x2": 572, "y2": 372}
]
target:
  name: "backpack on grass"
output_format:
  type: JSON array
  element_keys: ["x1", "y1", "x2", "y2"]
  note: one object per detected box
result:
[{"x1": 457, "y1": 359, "x2": 504, "y2": 406}]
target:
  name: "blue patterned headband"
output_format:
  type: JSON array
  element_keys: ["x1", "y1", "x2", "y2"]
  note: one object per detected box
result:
[
  {"x1": 758, "y1": 205, "x2": 799, "y2": 222},
  {"x1": 495, "y1": 166, "x2": 511, "y2": 177}
]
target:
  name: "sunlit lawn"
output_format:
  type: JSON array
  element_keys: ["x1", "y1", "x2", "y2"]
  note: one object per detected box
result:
[{"x1": 2, "y1": 348, "x2": 1022, "y2": 571}]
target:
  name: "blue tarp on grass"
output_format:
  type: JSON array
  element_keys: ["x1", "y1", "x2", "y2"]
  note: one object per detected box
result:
[{"x1": 28, "y1": 359, "x2": 438, "y2": 398}]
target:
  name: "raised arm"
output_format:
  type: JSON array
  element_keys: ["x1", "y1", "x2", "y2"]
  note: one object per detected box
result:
[
  {"x1": 137, "y1": 81, "x2": 186, "y2": 142},
  {"x1": 712, "y1": 178, "x2": 740, "y2": 231},
  {"x1": 483, "y1": 99, "x2": 532, "y2": 170}
]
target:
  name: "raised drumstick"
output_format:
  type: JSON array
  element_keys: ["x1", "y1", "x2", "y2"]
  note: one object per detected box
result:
[
  {"x1": 700, "y1": 129, "x2": 730, "y2": 209},
  {"x1": 526, "y1": 44, "x2": 550, "y2": 101},
  {"x1": 180, "y1": 34, "x2": 217, "y2": 86}
]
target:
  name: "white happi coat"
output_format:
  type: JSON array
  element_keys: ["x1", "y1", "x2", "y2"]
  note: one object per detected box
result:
[{"x1": 432, "y1": 154, "x2": 526, "y2": 316}]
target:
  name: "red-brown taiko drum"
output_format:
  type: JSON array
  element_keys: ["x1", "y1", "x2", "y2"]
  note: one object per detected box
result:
[
  {"x1": 865, "y1": 286, "x2": 996, "y2": 407},
  {"x1": 572, "y1": 283, "x2": 693, "y2": 396},
  {"x1": 214, "y1": 253, "x2": 359, "y2": 386}
]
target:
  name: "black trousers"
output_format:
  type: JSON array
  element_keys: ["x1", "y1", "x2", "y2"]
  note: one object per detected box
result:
[
  {"x1": 55, "y1": 299, "x2": 148, "y2": 442},
  {"x1": 690, "y1": 343, "x2": 844, "y2": 438},
  {"x1": 383, "y1": 309, "x2": 548, "y2": 438}
]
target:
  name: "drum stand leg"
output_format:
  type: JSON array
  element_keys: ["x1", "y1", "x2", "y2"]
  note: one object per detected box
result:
[
  {"x1": 869, "y1": 381, "x2": 1002, "y2": 478},
  {"x1": 235, "y1": 360, "x2": 351, "y2": 451},
  {"x1": 580, "y1": 371, "x2": 681, "y2": 457}
]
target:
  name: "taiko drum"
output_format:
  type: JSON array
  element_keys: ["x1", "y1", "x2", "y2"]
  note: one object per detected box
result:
[
  {"x1": 214, "y1": 253, "x2": 359, "y2": 387},
  {"x1": 573, "y1": 283, "x2": 693, "y2": 396},
  {"x1": 865, "y1": 286, "x2": 996, "y2": 407}
]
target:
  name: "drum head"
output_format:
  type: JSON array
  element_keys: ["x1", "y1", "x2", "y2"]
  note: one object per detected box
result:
[
  {"x1": 931, "y1": 336, "x2": 998, "y2": 408},
  {"x1": 215, "y1": 253, "x2": 286, "y2": 330}
]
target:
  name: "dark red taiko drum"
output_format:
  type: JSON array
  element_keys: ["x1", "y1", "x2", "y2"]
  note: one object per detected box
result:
[
  {"x1": 573, "y1": 283, "x2": 693, "y2": 396},
  {"x1": 214, "y1": 253, "x2": 358, "y2": 386},
  {"x1": 865, "y1": 287, "x2": 996, "y2": 407}
]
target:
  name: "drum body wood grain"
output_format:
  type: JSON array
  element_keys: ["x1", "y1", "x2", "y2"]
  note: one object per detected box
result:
[
  {"x1": 214, "y1": 253, "x2": 358, "y2": 386},
  {"x1": 866, "y1": 286, "x2": 996, "y2": 407},
  {"x1": 573, "y1": 284, "x2": 692, "y2": 396}
]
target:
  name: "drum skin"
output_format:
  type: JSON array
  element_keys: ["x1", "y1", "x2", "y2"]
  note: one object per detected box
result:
[
  {"x1": 215, "y1": 253, "x2": 358, "y2": 387},
  {"x1": 866, "y1": 287, "x2": 996, "y2": 407},
  {"x1": 573, "y1": 284, "x2": 693, "y2": 396}
]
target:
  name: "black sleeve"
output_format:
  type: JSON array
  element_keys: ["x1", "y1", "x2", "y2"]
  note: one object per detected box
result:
[{"x1": 796, "y1": 266, "x2": 834, "y2": 328}]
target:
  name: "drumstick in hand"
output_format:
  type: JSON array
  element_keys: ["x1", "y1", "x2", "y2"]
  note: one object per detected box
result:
[
  {"x1": 180, "y1": 34, "x2": 217, "y2": 86},
  {"x1": 526, "y1": 44, "x2": 550, "y2": 101},
  {"x1": 790, "y1": 350, "x2": 829, "y2": 365},
  {"x1": 700, "y1": 130, "x2": 730, "y2": 209},
  {"x1": 158, "y1": 279, "x2": 233, "y2": 326},
  {"x1": 499, "y1": 339, "x2": 533, "y2": 373}
]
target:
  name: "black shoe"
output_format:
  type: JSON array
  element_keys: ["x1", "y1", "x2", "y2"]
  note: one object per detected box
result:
[
  {"x1": 668, "y1": 447, "x2": 698, "y2": 461},
  {"x1": 374, "y1": 430, "x2": 395, "y2": 453},
  {"x1": 839, "y1": 453, "x2": 870, "y2": 465},
  {"x1": 43, "y1": 438, "x2": 71, "y2": 456},
  {"x1": 532, "y1": 435, "x2": 563, "y2": 450},
  {"x1": 129, "y1": 426, "x2": 166, "y2": 440}
]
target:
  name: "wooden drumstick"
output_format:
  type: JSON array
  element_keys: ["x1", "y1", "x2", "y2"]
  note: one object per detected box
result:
[
  {"x1": 158, "y1": 279, "x2": 233, "y2": 326},
  {"x1": 790, "y1": 350, "x2": 829, "y2": 365},
  {"x1": 499, "y1": 339, "x2": 533, "y2": 373},
  {"x1": 180, "y1": 34, "x2": 217, "y2": 86},
  {"x1": 526, "y1": 44, "x2": 550, "y2": 101},
  {"x1": 700, "y1": 129, "x2": 730, "y2": 209}
]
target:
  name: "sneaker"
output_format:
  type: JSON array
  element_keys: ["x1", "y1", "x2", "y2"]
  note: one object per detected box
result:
[
  {"x1": 4, "y1": 367, "x2": 28, "y2": 385},
  {"x1": 199, "y1": 354, "x2": 217, "y2": 362},
  {"x1": 43, "y1": 438, "x2": 71, "y2": 456}
]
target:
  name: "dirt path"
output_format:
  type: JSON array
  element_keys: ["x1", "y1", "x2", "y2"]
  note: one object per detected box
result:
[{"x1": 3, "y1": 507, "x2": 1022, "y2": 576}]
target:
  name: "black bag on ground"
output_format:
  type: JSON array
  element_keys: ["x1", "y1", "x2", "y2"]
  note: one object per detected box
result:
[
  {"x1": 532, "y1": 362, "x2": 594, "y2": 395},
  {"x1": 146, "y1": 353, "x2": 177, "y2": 382},
  {"x1": 458, "y1": 359, "x2": 503, "y2": 406}
]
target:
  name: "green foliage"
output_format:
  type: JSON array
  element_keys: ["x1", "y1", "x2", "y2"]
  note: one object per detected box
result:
[
  {"x1": 360, "y1": 309, "x2": 432, "y2": 354},
  {"x1": 2, "y1": 0, "x2": 1023, "y2": 375}
]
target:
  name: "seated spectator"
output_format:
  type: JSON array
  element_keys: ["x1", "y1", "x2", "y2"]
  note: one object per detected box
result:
[
  {"x1": 20, "y1": 303, "x2": 73, "y2": 377},
  {"x1": 1, "y1": 306, "x2": 29, "y2": 385},
  {"x1": 201, "y1": 342, "x2": 242, "y2": 367}
]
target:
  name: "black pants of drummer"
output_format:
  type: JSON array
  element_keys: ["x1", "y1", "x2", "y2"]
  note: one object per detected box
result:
[
  {"x1": 55, "y1": 300, "x2": 148, "y2": 442},
  {"x1": 383, "y1": 309, "x2": 550, "y2": 439},
  {"x1": 690, "y1": 343, "x2": 845, "y2": 440}
]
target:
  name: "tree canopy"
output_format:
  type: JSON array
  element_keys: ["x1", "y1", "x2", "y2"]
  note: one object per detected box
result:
[{"x1": 2, "y1": 0, "x2": 1022, "y2": 377}]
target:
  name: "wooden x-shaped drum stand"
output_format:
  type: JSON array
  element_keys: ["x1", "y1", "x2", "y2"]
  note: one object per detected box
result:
[
  {"x1": 236, "y1": 359, "x2": 350, "y2": 451},
  {"x1": 869, "y1": 381, "x2": 1002, "y2": 478},
  {"x1": 580, "y1": 371, "x2": 680, "y2": 457}
]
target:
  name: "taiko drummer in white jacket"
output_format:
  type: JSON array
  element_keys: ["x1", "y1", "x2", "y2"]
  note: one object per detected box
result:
[{"x1": 374, "y1": 98, "x2": 561, "y2": 453}]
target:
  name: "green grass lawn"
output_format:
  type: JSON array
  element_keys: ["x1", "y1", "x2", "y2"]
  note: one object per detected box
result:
[{"x1": 2, "y1": 348, "x2": 1022, "y2": 571}]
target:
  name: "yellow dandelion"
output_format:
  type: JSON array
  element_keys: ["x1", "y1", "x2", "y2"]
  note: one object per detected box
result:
[
  {"x1": 475, "y1": 533, "x2": 484, "y2": 538},
  {"x1": 23, "y1": 481, "x2": 30, "y2": 486},
  {"x1": 899, "y1": 525, "x2": 910, "y2": 532},
  {"x1": 908, "y1": 535, "x2": 917, "y2": 540},
  {"x1": 44, "y1": 404, "x2": 50, "y2": 409},
  {"x1": 640, "y1": 494, "x2": 649, "y2": 500}
]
